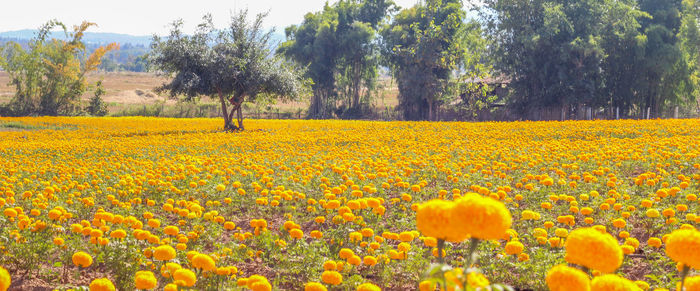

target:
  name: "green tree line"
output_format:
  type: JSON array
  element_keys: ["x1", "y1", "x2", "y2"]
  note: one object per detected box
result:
[{"x1": 277, "y1": 0, "x2": 700, "y2": 120}]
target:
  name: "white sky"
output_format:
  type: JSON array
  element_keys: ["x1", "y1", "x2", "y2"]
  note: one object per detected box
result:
[{"x1": 0, "y1": 0, "x2": 464, "y2": 36}]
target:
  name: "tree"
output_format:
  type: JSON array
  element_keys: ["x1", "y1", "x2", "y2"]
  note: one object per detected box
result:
[
  {"x1": 381, "y1": 0, "x2": 467, "y2": 121},
  {"x1": 86, "y1": 80, "x2": 108, "y2": 116},
  {"x1": 278, "y1": 0, "x2": 394, "y2": 118},
  {"x1": 637, "y1": 0, "x2": 691, "y2": 117},
  {"x1": 481, "y1": 0, "x2": 611, "y2": 119},
  {"x1": 0, "y1": 21, "x2": 118, "y2": 116},
  {"x1": 148, "y1": 11, "x2": 304, "y2": 130}
]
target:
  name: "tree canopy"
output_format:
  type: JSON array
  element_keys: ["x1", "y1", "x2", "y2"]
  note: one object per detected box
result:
[
  {"x1": 0, "y1": 21, "x2": 118, "y2": 116},
  {"x1": 148, "y1": 11, "x2": 304, "y2": 130},
  {"x1": 381, "y1": 0, "x2": 472, "y2": 121},
  {"x1": 278, "y1": 0, "x2": 395, "y2": 118},
  {"x1": 481, "y1": 0, "x2": 697, "y2": 118}
]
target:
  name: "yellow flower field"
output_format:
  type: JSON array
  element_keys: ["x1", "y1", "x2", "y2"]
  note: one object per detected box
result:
[{"x1": 0, "y1": 117, "x2": 699, "y2": 290}]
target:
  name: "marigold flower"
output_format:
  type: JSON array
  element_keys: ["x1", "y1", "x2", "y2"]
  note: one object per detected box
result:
[
  {"x1": 665, "y1": 229, "x2": 700, "y2": 269},
  {"x1": 0, "y1": 266, "x2": 10, "y2": 291},
  {"x1": 505, "y1": 240, "x2": 524, "y2": 255},
  {"x1": 565, "y1": 228, "x2": 623, "y2": 273},
  {"x1": 679, "y1": 276, "x2": 700, "y2": 291},
  {"x1": 546, "y1": 264, "x2": 590, "y2": 291},
  {"x1": 305, "y1": 282, "x2": 327, "y2": 291},
  {"x1": 72, "y1": 251, "x2": 93, "y2": 268},
  {"x1": 154, "y1": 245, "x2": 177, "y2": 261},
  {"x1": 191, "y1": 253, "x2": 216, "y2": 271},
  {"x1": 451, "y1": 193, "x2": 513, "y2": 240},
  {"x1": 416, "y1": 200, "x2": 465, "y2": 242},
  {"x1": 247, "y1": 275, "x2": 271, "y2": 291},
  {"x1": 89, "y1": 278, "x2": 115, "y2": 291},
  {"x1": 321, "y1": 270, "x2": 343, "y2": 285},
  {"x1": 134, "y1": 271, "x2": 157, "y2": 290},
  {"x1": 356, "y1": 282, "x2": 381, "y2": 291},
  {"x1": 590, "y1": 274, "x2": 639, "y2": 291},
  {"x1": 173, "y1": 268, "x2": 197, "y2": 287}
]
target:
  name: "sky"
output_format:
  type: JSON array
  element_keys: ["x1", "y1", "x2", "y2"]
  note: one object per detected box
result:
[{"x1": 0, "y1": 0, "x2": 465, "y2": 36}]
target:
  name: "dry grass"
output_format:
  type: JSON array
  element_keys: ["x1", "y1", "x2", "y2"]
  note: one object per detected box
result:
[{"x1": 0, "y1": 71, "x2": 400, "y2": 116}]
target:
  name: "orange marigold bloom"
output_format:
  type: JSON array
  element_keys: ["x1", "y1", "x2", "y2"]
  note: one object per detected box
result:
[
  {"x1": 72, "y1": 251, "x2": 93, "y2": 268},
  {"x1": 321, "y1": 271, "x2": 343, "y2": 285},
  {"x1": 546, "y1": 264, "x2": 590, "y2": 291},
  {"x1": 89, "y1": 278, "x2": 115, "y2": 291},
  {"x1": 451, "y1": 193, "x2": 512, "y2": 240},
  {"x1": 665, "y1": 229, "x2": 700, "y2": 269},
  {"x1": 565, "y1": 228, "x2": 623, "y2": 273},
  {"x1": 0, "y1": 266, "x2": 10, "y2": 291}
]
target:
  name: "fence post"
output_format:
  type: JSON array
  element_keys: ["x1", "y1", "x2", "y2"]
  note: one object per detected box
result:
[
  {"x1": 615, "y1": 107, "x2": 619, "y2": 120},
  {"x1": 674, "y1": 106, "x2": 679, "y2": 119}
]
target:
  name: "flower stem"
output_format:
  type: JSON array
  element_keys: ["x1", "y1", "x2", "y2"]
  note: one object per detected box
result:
[
  {"x1": 680, "y1": 264, "x2": 690, "y2": 291},
  {"x1": 464, "y1": 238, "x2": 480, "y2": 268},
  {"x1": 437, "y1": 239, "x2": 445, "y2": 264}
]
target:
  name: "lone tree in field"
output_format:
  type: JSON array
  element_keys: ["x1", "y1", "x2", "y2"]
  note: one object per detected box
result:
[{"x1": 148, "y1": 11, "x2": 304, "y2": 130}]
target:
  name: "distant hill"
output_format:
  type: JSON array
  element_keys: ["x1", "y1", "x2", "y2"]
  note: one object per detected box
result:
[
  {"x1": 0, "y1": 29, "x2": 287, "y2": 46},
  {"x1": 0, "y1": 29, "x2": 286, "y2": 72},
  {"x1": 0, "y1": 29, "x2": 153, "y2": 46}
]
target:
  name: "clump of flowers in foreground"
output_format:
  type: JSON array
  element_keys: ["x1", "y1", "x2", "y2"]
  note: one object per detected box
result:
[{"x1": 416, "y1": 193, "x2": 513, "y2": 290}]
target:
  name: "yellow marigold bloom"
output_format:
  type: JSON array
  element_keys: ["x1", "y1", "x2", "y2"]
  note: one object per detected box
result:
[
  {"x1": 679, "y1": 276, "x2": 700, "y2": 291},
  {"x1": 416, "y1": 200, "x2": 465, "y2": 242},
  {"x1": 451, "y1": 193, "x2": 512, "y2": 240},
  {"x1": 323, "y1": 260, "x2": 337, "y2": 271},
  {"x1": 546, "y1": 264, "x2": 590, "y2": 291},
  {"x1": 53, "y1": 237, "x2": 65, "y2": 246},
  {"x1": 134, "y1": 271, "x2": 157, "y2": 290},
  {"x1": 191, "y1": 254, "x2": 216, "y2": 271},
  {"x1": 665, "y1": 229, "x2": 700, "y2": 269},
  {"x1": 363, "y1": 255, "x2": 378, "y2": 266},
  {"x1": 154, "y1": 245, "x2": 177, "y2": 261},
  {"x1": 164, "y1": 284, "x2": 178, "y2": 291},
  {"x1": 173, "y1": 268, "x2": 197, "y2": 287},
  {"x1": 647, "y1": 237, "x2": 662, "y2": 248},
  {"x1": 419, "y1": 280, "x2": 435, "y2": 291},
  {"x1": 290, "y1": 228, "x2": 303, "y2": 239},
  {"x1": 356, "y1": 282, "x2": 381, "y2": 291},
  {"x1": 646, "y1": 209, "x2": 660, "y2": 218},
  {"x1": 612, "y1": 218, "x2": 626, "y2": 228},
  {"x1": 321, "y1": 270, "x2": 343, "y2": 285},
  {"x1": 247, "y1": 275, "x2": 271, "y2": 291},
  {"x1": 305, "y1": 282, "x2": 328, "y2": 291},
  {"x1": 590, "y1": 274, "x2": 640, "y2": 291},
  {"x1": 505, "y1": 240, "x2": 524, "y2": 255},
  {"x1": 72, "y1": 251, "x2": 93, "y2": 268},
  {"x1": 0, "y1": 266, "x2": 10, "y2": 291},
  {"x1": 633, "y1": 280, "x2": 649, "y2": 290},
  {"x1": 444, "y1": 268, "x2": 490, "y2": 288},
  {"x1": 565, "y1": 228, "x2": 623, "y2": 273},
  {"x1": 555, "y1": 228, "x2": 569, "y2": 238},
  {"x1": 398, "y1": 231, "x2": 414, "y2": 242},
  {"x1": 348, "y1": 255, "x2": 362, "y2": 266},
  {"x1": 89, "y1": 278, "x2": 115, "y2": 291}
]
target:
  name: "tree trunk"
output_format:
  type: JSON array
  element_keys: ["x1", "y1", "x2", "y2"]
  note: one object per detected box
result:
[
  {"x1": 237, "y1": 106, "x2": 243, "y2": 130},
  {"x1": 428, "y1": 99, "x2": 434, "y2": 121},
  {"x1": 218, "y1": 89, "x2": 235, "y2": 131}
]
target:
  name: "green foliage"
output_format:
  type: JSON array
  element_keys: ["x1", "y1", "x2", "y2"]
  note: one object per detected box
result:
[
  {"x1": 278, "y1": 0, "x2": 395, "y2": 118},
  {"x1": 85, "y1": 81, "x2": 108, "y2": 116},
  {"x1": 381, "y1": 0, "x2": 469, "y2": 121},
  {"x1": 0, "y1": 20, "x2": 118, "y2": 116},
  {"x1": 148, "y1": 10, "x2": 305, "y2": 130},
  {"x1": 481, "y1": 0, "x2": 696, "y2": 118}
]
